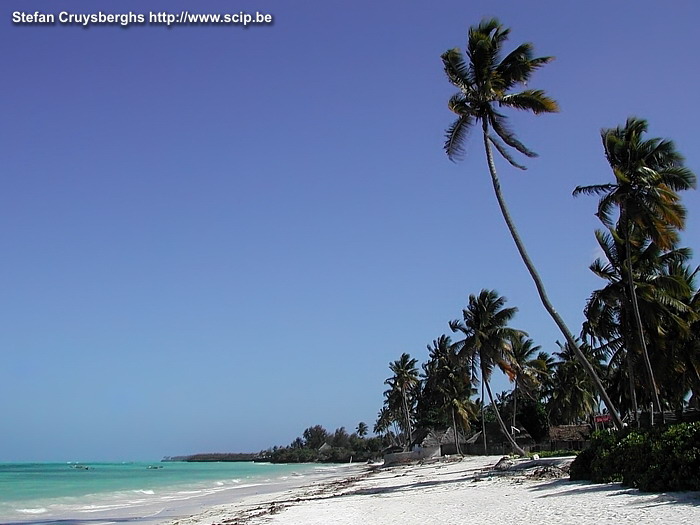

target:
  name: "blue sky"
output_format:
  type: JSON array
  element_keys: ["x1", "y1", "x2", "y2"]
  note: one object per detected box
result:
[{"x1": 1, "y1": 0, "x2": 698, "y2": 461}]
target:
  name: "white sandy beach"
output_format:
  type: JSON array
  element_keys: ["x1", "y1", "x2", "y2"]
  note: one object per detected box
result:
[{"x1": 170, "y1": 456, "x2": 699, "y2": 525}]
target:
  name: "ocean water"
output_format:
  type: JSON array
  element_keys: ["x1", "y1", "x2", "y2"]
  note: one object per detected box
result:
[{"x1": 0, "y1": 461, "x2": 341, "y2": 524}]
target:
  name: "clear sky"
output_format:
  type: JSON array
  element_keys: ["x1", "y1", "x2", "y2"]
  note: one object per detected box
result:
[{"x1": 2, "y1": 0, "x2": 698, "y2": 462}]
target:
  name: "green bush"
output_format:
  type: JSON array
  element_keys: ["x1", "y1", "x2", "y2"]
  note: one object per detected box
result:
[
  {"x1": 569, "y1": 422, "x2": 700, "y2": 491},
  {"x1": 636, "y1": 422, "x2": 700, "y2": 491},
  {"x1": 570, "y1": 429, "x2": 620, "y2": 482},
  {"x1": 617, "y1": 430, "x2": 654, "y2": 488}
]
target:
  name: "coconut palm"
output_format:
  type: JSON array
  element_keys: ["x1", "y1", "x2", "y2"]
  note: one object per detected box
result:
[
  {"x1": 639, "y1": 260, "x2": 699, "y2": 408},
  {"x1": 373, "y1": 407, "x2": 393, "y2": 436},
  {"x1": 450, "y1": 289, "x2": 527, "y2": 455},
  {"x1": 582, "y1": 228, "x2": 693, "y2": 416},
  {"x1": 384, "y1": 353, "x2": 420, "y2": 449},
  {"x1": 506, "y1": 334, "x2": 545, "y2": 434},
  {"x1": 420, "y1": 335, "x2": 476, "y2": 454},
  {"x1": 548, "y1": 340, "x2": 603, "y2": 425},
  {"x1": 574, "y1": 117, "x2": 697, "y2": 415},
  {"x1": 356, "y1": 422, "x2": 369, "y2": 438},
  {"x1": 673, "y1": 267, "x2": 700, "y2": 405},
  {"x1": 442, "y1": 19, "x2": 623, "y2": 430}
]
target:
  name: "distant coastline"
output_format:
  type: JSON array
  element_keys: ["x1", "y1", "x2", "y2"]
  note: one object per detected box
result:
[{"x1": 162, "y1": 453, "x2": 260, "y2": 462}]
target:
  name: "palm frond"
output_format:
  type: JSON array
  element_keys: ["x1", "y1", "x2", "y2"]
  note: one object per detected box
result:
[
  {"x1": 500, "y1": 90, "x2": 559, "y2": 114},
  {"x1": 489, "y1": 113, "x2": 538, "y2": 157},
  {"x1": 441, "y1": 49, "x2": 472, "y2": 91},
  {"x1": 496, "y1": 43, "x2": 553, "y2": 87},
  {"x1": 572, "y1": 183, "x2": 616, "y2": 197},
  {"x1": 489, "y1": 134, "x2": 527, "y2": 170},
  {"x1": 444, "y1": 114, "x2": 474, "y2": 161}
]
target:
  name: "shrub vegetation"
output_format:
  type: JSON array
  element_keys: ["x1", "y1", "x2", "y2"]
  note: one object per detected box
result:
[{"x1": 570, "y1": 422, "x2": 700, "y2": 491}]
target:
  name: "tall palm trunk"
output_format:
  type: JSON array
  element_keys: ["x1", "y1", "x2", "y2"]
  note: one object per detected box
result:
[
  {"x1": 401, "y1": 390, "x2": 413, "y2": 451},
  {"x1": 481, "y1": 382, "x2": 487, "y2": 454},
  {"x1": 451, "y1": 405, "x2": 461, "y2": 455},
  {"x1": 621, "y1": 216, "x2": 663, "y2": 419},
  {"x1": 512, "y1": 382, "x2": 518, "y2": 435},
  {"x1": 625, "y1": 341, "x2": 639, "y2": 423},
  {"x1": 620, "y1": 307, "x2": 639, "y2": 423},
  {"x1": 481, "y1": 121, "x2": 624, "y2": 431},
  {"x1": 484, "y1": 375, "x2": 526, "y2": 456}
]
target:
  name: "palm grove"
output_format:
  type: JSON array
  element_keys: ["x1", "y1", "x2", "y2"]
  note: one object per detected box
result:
[
  {"x1": 377, "y1": 19, "x2": 698, "y2": 456},
  {"x1": 262, "y1": 19, "x2": 698, "y2": 467}
]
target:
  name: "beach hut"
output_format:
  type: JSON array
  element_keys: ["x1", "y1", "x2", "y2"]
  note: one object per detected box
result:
[
  {"x1": 438, "y1": 427, "x2": 468, "y2": 455},
  {"x1": 547, "y1": 424, "x2": 591, "y2": 451}
]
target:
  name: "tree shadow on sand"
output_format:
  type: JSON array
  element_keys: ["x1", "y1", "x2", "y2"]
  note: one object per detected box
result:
[{"x1": 526, "y1": 478, "x2": 700, "y2": 508}]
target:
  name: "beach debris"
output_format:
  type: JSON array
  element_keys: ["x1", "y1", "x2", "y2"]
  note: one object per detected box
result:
[
  {"x1": 525, "y1": 465, "x2": 567, "y2": 480},
  {"x1": 494, "y1": 456, "x2": 515, "y2": 471}
]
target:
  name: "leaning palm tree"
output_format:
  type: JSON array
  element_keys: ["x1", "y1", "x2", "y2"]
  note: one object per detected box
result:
[
  {"x1": 442, "y1": 18, "x2": 623, "y2": 430},
  {"x1": 450, "y1": 289, "x2": 527, "y2": 455},
  {"x1": 574, "y1": 117, "x2": 697, "y2": 415}
]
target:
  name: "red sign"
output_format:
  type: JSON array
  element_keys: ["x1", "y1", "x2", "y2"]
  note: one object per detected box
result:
[{"x1": 594, "y1": 414, "x2": 612, "y2": 423}]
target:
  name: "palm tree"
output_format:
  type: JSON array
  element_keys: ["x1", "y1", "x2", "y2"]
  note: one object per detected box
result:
[
  {"x1": 548, "y1": 340, "x2": 602, "y2": 425},
  {"x1": 384, "y1": 353, "x2": 420, "y2": 449},
  {"x1": 506, "y1": 334, "x2": 544, "y2": 434},
  {"x1": 574, "y1": 117, "x2": 697, "y2": 415},
  {"x1": 421, "y1": 335, "x2": 476, "y2": 454},
  {"x1": 373, "y1": 407, "x2": 393, "y2": 436},
  {"x1": 442, "y1": 19, "x2": 623, "y2": 430},
  {"x1": 450, "y1": 289, "x2": 527, "y2": 455},
  {"x1": 670, "y1": 266, "x2": 700, "y2": 406},
  {"x1": 582, "y1": 228, "x2": 692, "y2": 417},
  {"x1": 356, "y1": 422, "x2": 369, "y2": 438}
]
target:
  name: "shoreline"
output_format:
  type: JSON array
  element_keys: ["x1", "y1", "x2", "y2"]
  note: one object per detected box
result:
[
  {"x1": 0, "y1": 463, "x2": 364, "y2": 525},
  {"x1": 169, "y1": 456, "x2": 700, "y2": 525}
]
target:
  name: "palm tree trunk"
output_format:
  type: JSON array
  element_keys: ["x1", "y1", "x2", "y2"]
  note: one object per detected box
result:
[
  {"x1": 512, "y1": 382, "x2": 518, "y2": 435},
  {"x1": 623, "y1": 227, "x2": 663, "y2": 419},
  {"x1": 481, "y1": 382, "x2": 487, "y2": 454},
  {"x1": 484, "y1": 378, "x2": 526, "y2": 456},
  {"x1": 402, "y1": 391, "x2": 412, "y2": 451},
  {"x1": 481, "y1": 123, "x2": 624, "y2": 431},
  {"x1": 451, "y1": 405, "x2": 461, "y2": 455},
  {"x1": 626, "y1": 345, "x2": 639, "y2": 424},
  {"x1": 621, "y1": 310, "x2": 639, "y2": 423}
]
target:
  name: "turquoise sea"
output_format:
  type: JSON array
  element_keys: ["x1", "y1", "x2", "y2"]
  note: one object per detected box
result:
[{"x1": 0, "y1": 461, "x2": 341, "y2": 524}]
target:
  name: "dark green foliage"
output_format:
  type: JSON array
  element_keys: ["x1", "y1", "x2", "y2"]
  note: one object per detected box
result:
[
  {"x1": 302, "y1": 425, "x2": 329, "y2": 449},
  {"x1": 570, "y1": 422, "x2": 700, "y2": 491},
  {"x1": 517, "y1": 397, "x2": 549, "y2": 443},
  {"x1": 569, "y1": 430, "x2": 614, "y2": 482},
  {"x1": 329, "y1": 427, "x2": 350, "y2": 449},
  {"x1": 634, "y1": 423, "x2": 700, "y2": 491},
  {"x1": 163, "y1": 453, "x2": 259, "y2": 462},
  {"x1": 263, "y1": 425, "x2": 383, "y2": 464}
]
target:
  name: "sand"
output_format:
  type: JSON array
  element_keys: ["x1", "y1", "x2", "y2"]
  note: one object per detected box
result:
[{"x1": 168, "y1": 456, "x2": 699, "y2": 525}]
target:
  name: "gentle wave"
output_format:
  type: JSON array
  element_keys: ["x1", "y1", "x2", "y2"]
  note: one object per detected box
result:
[
  {"x1": 16, "y1": 507, "x2": 48, "y2": 514},
  {"x1": 1, "y1": 462, "x2": 326, "y2": 522}
]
